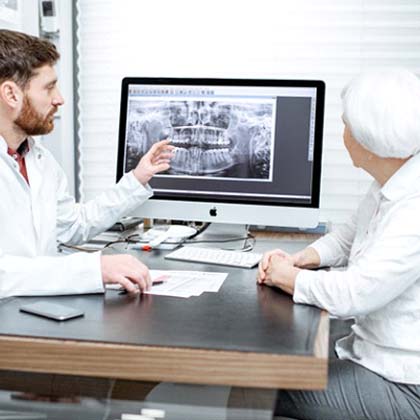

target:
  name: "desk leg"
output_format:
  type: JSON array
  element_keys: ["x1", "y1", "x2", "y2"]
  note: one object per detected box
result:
[{"x1": 227, "y1": 387, "x2": 276, "y2": 420}]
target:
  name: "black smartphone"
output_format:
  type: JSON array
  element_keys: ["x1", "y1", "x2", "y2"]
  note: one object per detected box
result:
[{"x1": 19, "y1": 301, "x2": 85, "y2": 321}]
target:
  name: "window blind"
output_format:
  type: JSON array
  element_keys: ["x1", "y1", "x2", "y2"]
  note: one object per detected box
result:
[{"x1": 75, "y1": 0, "x2": 420, "y2": 226}]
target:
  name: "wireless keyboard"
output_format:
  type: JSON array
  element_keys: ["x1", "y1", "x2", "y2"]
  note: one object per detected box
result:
[{"x1": 165, "y1": 246, "x2": 262, "y2": 268}]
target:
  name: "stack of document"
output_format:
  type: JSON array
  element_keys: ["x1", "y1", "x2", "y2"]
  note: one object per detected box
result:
[
  {"x1": 106, "y1": 270, "x2": 228, "y2": 299},
  {"x1": 148, "y1": 270, "x2": 228, "y2": 298}
]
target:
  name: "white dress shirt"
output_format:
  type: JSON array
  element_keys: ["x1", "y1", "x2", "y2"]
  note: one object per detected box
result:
[
  {"x1": 294, "y1": 153, "x2": 420, "y2": 384},
  {"x1": 0, "y1": 136, "x2": 152, "y2": 299}
]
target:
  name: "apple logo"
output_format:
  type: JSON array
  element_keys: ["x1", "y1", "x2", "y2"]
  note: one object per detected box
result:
[{"x1": 209, "y1": 207, "x2": 217, "y2": 217}]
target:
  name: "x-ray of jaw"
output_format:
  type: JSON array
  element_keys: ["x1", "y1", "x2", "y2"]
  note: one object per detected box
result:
[{"x1": 125, "y1": 99, "x2": 274, "y2": 180}]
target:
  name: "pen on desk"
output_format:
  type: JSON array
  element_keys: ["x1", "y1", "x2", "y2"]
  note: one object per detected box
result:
[
  {"x1": 152, "y1": 280, "x2": 164, "y2": 286},
  {"x1": 153, "y1": 274, "x2": 170, "y2": 284},
  {"x1": 118, "y1": 278, "x2": 167, "y2": 294}
]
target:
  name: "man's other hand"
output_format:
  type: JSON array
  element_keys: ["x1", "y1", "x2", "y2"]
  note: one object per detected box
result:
[
  {"x1": 133, "y1": 139, "x2": 175, "y2": 185},
  {"x1": 101, "y1": 254, "x2": 151, "y2": 293}
]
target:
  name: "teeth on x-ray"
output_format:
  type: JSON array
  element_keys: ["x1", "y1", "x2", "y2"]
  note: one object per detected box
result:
[{"x1": 125, "y1": 100, "x2": 273, "y2": 179}]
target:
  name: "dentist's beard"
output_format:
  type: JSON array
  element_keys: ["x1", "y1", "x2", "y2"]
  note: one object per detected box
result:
[{"x1": 14, "y1": 95, "x2": 57, "y2": 136}]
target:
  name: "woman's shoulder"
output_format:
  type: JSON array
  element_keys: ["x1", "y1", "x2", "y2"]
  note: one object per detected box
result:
[{"x1": 382, "y1": 192, "x2": 420, "y2": 234}]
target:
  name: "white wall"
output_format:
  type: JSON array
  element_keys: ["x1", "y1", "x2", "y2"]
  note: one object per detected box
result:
[
  {"x1": 41, "y1": 0, "x2": 76, "y2": 195},
  {"x1": 0, "y1": 0, "x2": 38, "y2": 34},
  {"x1": 0, "y1": 0, "x2": 76, "y2": 196},
  {"x1": 76, "y1": 0, "x2": 420, "y2": 227}
]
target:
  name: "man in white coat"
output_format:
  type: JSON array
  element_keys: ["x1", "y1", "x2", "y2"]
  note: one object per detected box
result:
[{"x1": 0, "y1": 29, "x2": 174, "y2": 298}]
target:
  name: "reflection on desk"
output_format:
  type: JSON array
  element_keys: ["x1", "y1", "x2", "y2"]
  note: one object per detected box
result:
[{"x1": 0, "y1": 371, "x2": 275, "y2": 420}]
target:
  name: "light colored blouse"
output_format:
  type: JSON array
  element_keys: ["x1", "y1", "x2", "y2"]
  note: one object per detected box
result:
[{"x1": 294, "y1": 152, "x2": 420, "y2": 384}]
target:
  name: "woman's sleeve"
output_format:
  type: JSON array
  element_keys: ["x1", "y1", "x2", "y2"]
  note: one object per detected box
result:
[{"x1": 293, "y1": 200, "x2": 420, "y2": 318}]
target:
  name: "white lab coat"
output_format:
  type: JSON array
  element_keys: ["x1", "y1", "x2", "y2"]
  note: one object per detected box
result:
[{"x1": 0, "y1": 136, "x2": 152, "y2": 298}]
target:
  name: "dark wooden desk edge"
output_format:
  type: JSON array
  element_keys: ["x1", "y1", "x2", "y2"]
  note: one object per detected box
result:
[
  {"x1": 0, "y1": 312, "x2": 328, "y2": 390},
  {"x1": 314, "y1": 310, "x2": 329, "y2": 359}
]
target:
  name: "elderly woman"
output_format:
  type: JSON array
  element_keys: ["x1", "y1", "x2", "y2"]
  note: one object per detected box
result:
[{"x1": 258, "y1": 69, "x2": 420, "y2": 420}]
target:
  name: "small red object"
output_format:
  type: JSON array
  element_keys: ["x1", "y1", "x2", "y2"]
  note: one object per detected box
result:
[{"x1": 142, "y1": 245, "x2": 152, "y2": 251}]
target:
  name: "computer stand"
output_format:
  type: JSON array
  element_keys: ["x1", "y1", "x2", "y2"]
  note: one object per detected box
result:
[{"x1": 192, "y1": 223, "x2": 251, "y2": 251}]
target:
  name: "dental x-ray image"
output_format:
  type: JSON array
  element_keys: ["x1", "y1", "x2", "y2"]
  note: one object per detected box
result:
[{"x1": 125, "y1": 99, "x2": 275, "y2": 180}]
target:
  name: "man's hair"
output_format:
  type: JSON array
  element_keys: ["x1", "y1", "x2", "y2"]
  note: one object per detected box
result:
[
  {"x1": 0, "y1": 29, "x2": 59, "y2": 88},
  {"x1": 341, "y1": 69, "x2": 420, "y2": 158}
]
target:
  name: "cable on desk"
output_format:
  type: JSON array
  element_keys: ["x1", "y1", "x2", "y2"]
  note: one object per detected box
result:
[
  {"x1": 58, "y1": 238, "x2": 138, "y2": 253},
  {"x1": 58, "y1": 244, "x2": 100, "y2": 253},
  {"x1": 123, "y1": 230, "x2": 257, "y2": 251},
  {"x1": 186, "y1": 233, "x2": 256, "y2": 251},
  {"x1": 189, "y1": 221, "x2": 211, "y2": 238},
  {"x1": 59, "y1": 228, "x2": 256, "y2": 253}
]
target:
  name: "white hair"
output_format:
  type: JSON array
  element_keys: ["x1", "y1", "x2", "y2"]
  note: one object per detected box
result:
[{"x1": 341, "y1": 69, "x2": 420, "y2": 158}]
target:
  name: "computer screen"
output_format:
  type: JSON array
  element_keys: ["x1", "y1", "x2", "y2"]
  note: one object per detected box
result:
[{"x1": 117, "y1": 78, "x2": 324, "y2": 228}]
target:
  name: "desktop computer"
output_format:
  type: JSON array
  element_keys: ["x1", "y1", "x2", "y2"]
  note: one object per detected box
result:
[{"x1": 116, "y1": 77, "x2": 325, "y2": 231}]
